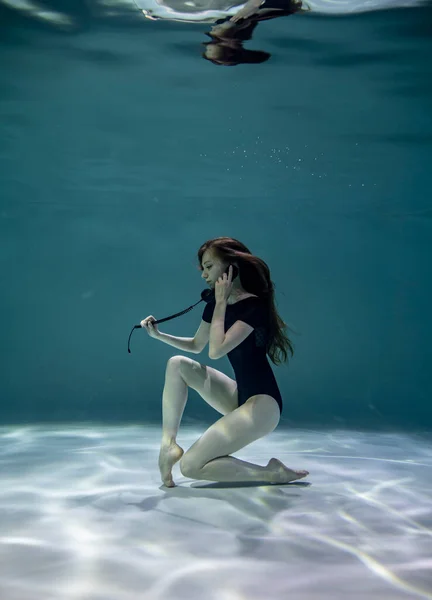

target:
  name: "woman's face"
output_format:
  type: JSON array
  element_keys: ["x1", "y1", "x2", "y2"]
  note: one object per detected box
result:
[
  {"x1": 204, "y1": 43, "x2": 238, "y2": 66},
  {"x1": 204, "y1": 44, "x2": 223, "y2": 61},
  {"x1": 201, "y1": 249, "x2": 225, "y2": 288}
]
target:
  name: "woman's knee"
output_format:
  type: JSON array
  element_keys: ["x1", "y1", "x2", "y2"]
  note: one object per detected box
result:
[
  {"x1": 166, "y1": 355, "x2": 184, "y2": 371},
  {"x1": 179, "y1": 452, "x2": 201, "y2": 479},
  {"x1": 165, "y1": 355, "x2": 198, "y2": 382}
]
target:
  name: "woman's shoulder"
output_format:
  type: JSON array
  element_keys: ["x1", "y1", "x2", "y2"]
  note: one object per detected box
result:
[
  {"x1": 234, "y1": 294, "x2": 266, "y2": 314},
  {"x1": 230, "y1": 293, "x2": 259, "y2": 304}
]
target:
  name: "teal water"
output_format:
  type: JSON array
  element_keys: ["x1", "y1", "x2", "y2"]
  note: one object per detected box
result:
[
  {"x1": 0, "y1": 3, "x2": 431, "y2": 599},
  {"x1": 1, "y1": 1, "x2": 431, "y2": 429}
]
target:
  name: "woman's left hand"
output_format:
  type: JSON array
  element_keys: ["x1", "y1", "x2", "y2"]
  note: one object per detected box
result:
[{"x1": 215, "y1": 265, "x2": 234, "y2": 305}]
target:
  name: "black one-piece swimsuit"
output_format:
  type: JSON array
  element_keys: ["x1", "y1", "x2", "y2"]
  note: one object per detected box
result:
[{"x1": 202, "y1": 296, "x2": 283, "y2": 414}]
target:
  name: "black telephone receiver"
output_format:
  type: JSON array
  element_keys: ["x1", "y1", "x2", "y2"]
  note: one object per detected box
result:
[
  {"x1": 226, "y1": 264, "x2": 239, "y2": 279},
  {"x1": 127, "y1": 264, "x2": 239, "y2": 353}
]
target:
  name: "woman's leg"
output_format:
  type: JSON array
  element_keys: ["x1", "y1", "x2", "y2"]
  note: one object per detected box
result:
[
  {"x1": 158, "y1": 355, "x2": 238, "y2": 486},
  {"x1": 179, "y1": 394, "x2": 309, "y2": 484}
]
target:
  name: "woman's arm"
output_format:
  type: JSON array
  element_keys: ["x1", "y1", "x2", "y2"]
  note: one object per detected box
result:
[
  {"x1": 209, "y1": 301, "x2": 254, "y2": 359},
  {"x1": 209, "y1": 302, "x2": 227, "y2": 358},
  {"x1": 153, "y1": 320, "x2": 210, "y2": 354}
]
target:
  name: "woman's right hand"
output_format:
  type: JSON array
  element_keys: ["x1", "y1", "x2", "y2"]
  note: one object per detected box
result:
[{"x1": 140, "y1": 315, "x2": 160, "y2": 339}]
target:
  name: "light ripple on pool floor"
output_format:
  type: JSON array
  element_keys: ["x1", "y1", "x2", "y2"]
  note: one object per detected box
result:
[{"x1": 0, "y1": 425, "x2": 431, "y2": 599}]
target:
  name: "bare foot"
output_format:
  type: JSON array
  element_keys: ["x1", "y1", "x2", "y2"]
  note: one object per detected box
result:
[
  {"x1": 267, "y1": 458, "x2": 309, "y2": 484},
  {"x1": 158, "y1": 443, "x2": 184, "y2": 487}
]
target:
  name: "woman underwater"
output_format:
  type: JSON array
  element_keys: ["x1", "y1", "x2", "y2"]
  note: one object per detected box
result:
[{"x1": 141, "y1": 237, "x2": 309, "y2": 487}]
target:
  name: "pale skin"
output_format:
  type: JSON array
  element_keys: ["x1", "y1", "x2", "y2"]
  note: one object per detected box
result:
[
  {"x1": 209, "y1": 0, "x2": 305, "y2": 38},
  {"x1": 207, "y1": 1, "x2": 264, "y2": 42},
  {"x1": 141, "y1": 248, "x2": 309, "y2": 487}
]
